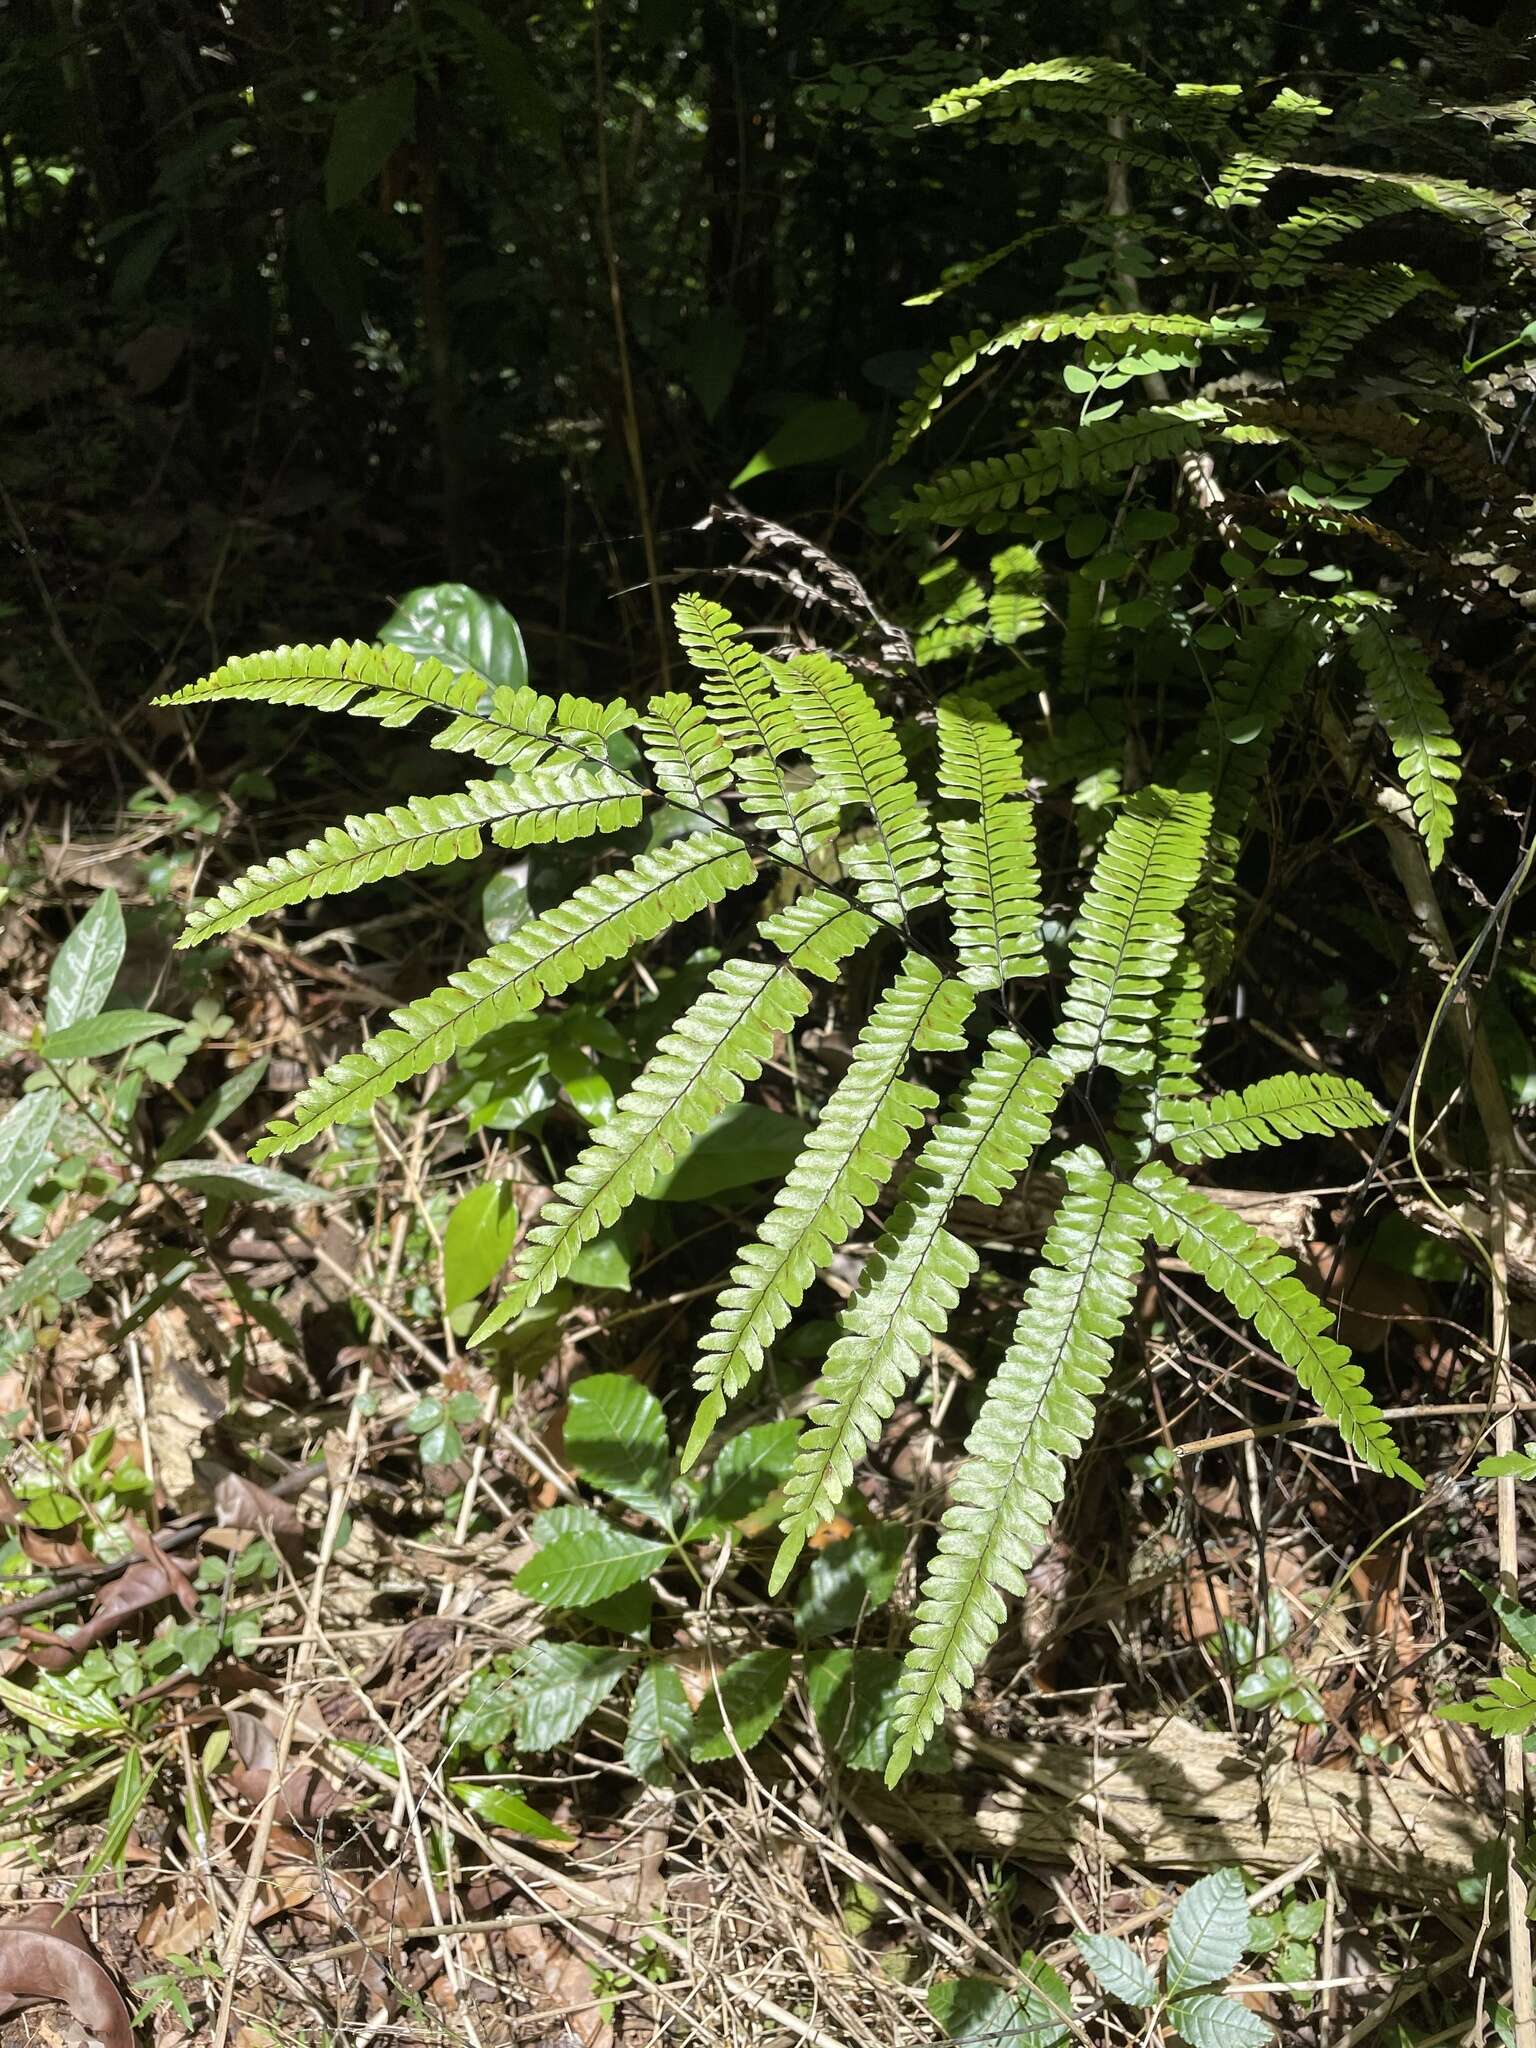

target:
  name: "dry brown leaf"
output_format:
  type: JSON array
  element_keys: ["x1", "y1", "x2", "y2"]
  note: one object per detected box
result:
[
  {"x1": 213, "y1": 1471, "x2": 304, "y2": 1555},
  {"x1": 225, "y1": 1707, "x2": 348, "y2": 1827},
  {"x1": 0, "y1": 1907, "x2": 134, "y2": 2048}
]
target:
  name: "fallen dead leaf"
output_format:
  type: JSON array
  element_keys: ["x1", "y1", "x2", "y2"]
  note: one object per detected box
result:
[{"x1": 0, "y1": 1907, "x2": 133, "y2": 2048}]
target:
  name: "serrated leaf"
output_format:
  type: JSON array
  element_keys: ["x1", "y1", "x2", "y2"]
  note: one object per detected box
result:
[
  {"x1": 624, "y1": 1662, "x2": 693, "y2": 1783},
  {"x1": 684, "y1": 1419, "x2": 799, "y2": 1539},
  {"x1": 507, "y1": 1641, "x2": 635, "y2": 1751},
  {"x1": 564, "y1": 1373, "x2": 673, "y2": 1520},
  {"x1": 44, "y1": 1010, "x2": 181, "y2": 1061},
  {"x1": 1074, "y1": 1933, "x2": 1157, "y2": 2007},
  {"x1": 448, "y1": 1776, "x2": 570, "y2": 1843},
  {"x1": 46, "y1": 889, "x2": 124, "y2": 1031},
  {"x1": 443, "y1": 1181, "x2": 521, "y2": 1310},
  {"x1": 806, "y1": 1648, "x2": 929, "y2": 1774},
  {"x1": 1166, "y1": 1869, "x2": 1250, "y2": 1994},
  {"x1": 928, "y1": 1957, "x2": 1071, "y2": 2047},
  {"x1": 691, "y1": 1648, "x2": 793, "y2": 1760},
  {"x1": 512, "y1": 1525, "x2": 671, "y2": 1609},
  {"x1": 795, "y1": 1525, "x2": 907, "y2": 1643},
  {"x1": 1168, "y1": 1992, "x2": 1273, "y2": 2048},
  {"x1": 379, "y1": 580, "x2": 529, "y2": 693},
  {"x1": 155, "y1": 1159, "x2": 333, "y2": 1207},
  {"x1": 0, "y1": 1091, "x2": 61, "y2": 1220}
]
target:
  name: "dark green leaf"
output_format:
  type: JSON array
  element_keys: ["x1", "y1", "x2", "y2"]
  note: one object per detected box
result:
[
  {"x1": 649, "y1": 1103, "x2": 809, "y2": 1202},
  {"x1": 508, "y1": 1641, "x2": 635, "y2": 1751},
  {"x1": 513, "y1": 1526, "x2": 671, "y2": 1609},
  {"x1": 624, "y1": 1662, "x2": 693, "y2": 1783},
  {"x1": 448, "y1": 1777, "x2": 570, "y2": 1842},
  {"x1": 731, "y1": 399, "x2": 865, "y2": 488},
  {"x1": 690, "y1": 1648, "x2": 792, "y2": 1761},
  {"x1": 156, "y1": 1159, "x2": 332, "y2": 1207},
  {"x1": 794, "y1": 1525, "x2": 906, "y2": 1643},
  {"x1": 1168, "y1": 1993, "x2": 1272, "y2": 2048},
  {"x1": 1167, "y1": 1869, "x2": 1250, "y2": 1994},
  {"x1": 44, "y1": 1011, "x2": 181, "y2": 1061},
  {"x1": 1075, "y1": 1933, "x2": 1157, "y2": 2007},
  {"x1": 379, "y1": 580, "x2": 528, "y2": 692},
  {"x1": 325, "y1": 76, "x2": 416, "y2": 213},
  {"x1": 443, "y1": 1181, "x2": 521, "y2": 1310},
  {"x1": 564, "y1": 1374, "x2": 673, "y2": 1520},
  {"x1": 685, "y1": 1419, "x2": 799, "y2": 1538}
]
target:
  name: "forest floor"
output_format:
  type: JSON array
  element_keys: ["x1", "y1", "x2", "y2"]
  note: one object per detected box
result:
[{"x1": 0, "y1": 712, "x2": 1519, "y2": 2048}]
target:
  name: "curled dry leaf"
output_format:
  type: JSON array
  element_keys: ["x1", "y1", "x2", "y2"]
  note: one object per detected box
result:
[
  {"x1": 17, "y1": 1526, "x2": 198, "y2": 1671},
  {"x1": 225, "y1": 1706, "x2": 347, "y2": 1828},
  {"x1": 0, "y1": 1906, "x2": 134, "y2": 2048},
  {"x1": 214, "y1": 1470, "x2": 305, "y2": 1555}
]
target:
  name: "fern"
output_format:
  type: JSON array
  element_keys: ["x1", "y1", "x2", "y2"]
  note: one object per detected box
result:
[
  {"x1": 926, "y1": 57, "x2": 1164, "y2": 129},
  {"x1": 1346, "y1": 615, "x2": 1462, "y2": 868},
  {"x1": 685, "y1": 957, "x2": 975, "y2": 1463},
  {"x1": 1282, "y1": 266, "x2": 1444, "y2": 384},
  {"x1": 178, "y1": 767, "x2": 642, "y2": 945},
  {"x1": 1211, "y1": 88, "x2": 1331, "y2": 209},
  {"x1": 936, "y1": 694, "x2": 1046, "y2": 988},
  {"x1": 1167, "y1": 1071, "x2": 1384, "y2": 1162},
  {"x1": 474, "y1": 893, "x2": 874, "y2": 1341},
  {"x1": 888, "y1": 1149, "x2": 1150, "y2": 1776},
  {"x1": 638, "y1": 693, "x2": 733, "y2": 808},
  {"x1": 249, "y1": 832, "x2": 755, "y2": 1160},
  {"x1": 770, "y1": 1040, "x2": 1068, "y2": 1589},
  {"x1": 774, "y1": 651, "x2": 942, "y2": 920},
  {"x1": 157, "y1": 639, "x2": 633, "y2": 770},
  {"x1": 1135, "y1": 1162, "x2": 1420, "y2": 1483},
  {"x1": 1053, "y1": 787, "x2": 1212, "y2": 1078}
]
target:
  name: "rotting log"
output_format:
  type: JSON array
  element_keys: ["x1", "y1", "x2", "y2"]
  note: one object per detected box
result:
[{"x1": 851, "y1": 1720, "x2": 1493, "y2": 1902}]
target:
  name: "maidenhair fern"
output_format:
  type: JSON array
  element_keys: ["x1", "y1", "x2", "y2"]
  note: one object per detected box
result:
[{"x1": 161, "y1": 587, "x2": 1418, "y2": 1780}]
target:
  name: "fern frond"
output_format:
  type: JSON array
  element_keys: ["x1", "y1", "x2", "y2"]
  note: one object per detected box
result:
[
  {"x1": 901, "y1": 405, "x2": 1222, "y2": 529},
  {"x1": 154, "y1": 640, "x2": 633, "y2": 771},
  {"x1": 936, "y1": 696, "x2": 1044, "y2": 987},
  {"x1": 1254, "y1": 185, "x2": 1416, "y2": 288},
  {"x1": 1229, "y1": 400, "x2": 1523, "y2": 510},
  {"x1": 1018, "y1": 708, "x2": 1126, "y2": 792},
  {"x1": 1117, "y1": 950, "x2": 1207, "y2": 1150},
  {"x1": 774, "y1": 651, "x2": 942, "y2": 921},
  {"x1": 249, "y1": 833, "x2": 753, "y2": 1162},
  {"x1": 1283, "y1": 265, "x2": 1444, "y2": 384},
  {"x1": 1318, "y1": 165, "x2": 1536, "y2": 270},
  {"x1": 1135, "y1": 1161, "x2": 1421, "y2": 1483},
  {"x1": 1211, "y1": 88, "x2": 1330, "y2": 208},
  {"x1": 1181, "y1": 607, "x2": 1321, "y2": 984},
  {"x1": 770, "y1": 1041, "x2": 1067, "y2": 1588},
  {"x1": 177, "y1": 767, "x2": 642, "y2": 946},
  {"x1": 1346, "y1": 616, "x2": 1462, "y2": 868},
  {"x1": 987, "y1": 544, "x2": 1047, "y2": 644},
  {"x1": 639, "y1": 693, "x2": 733, "y2": 809},
  {"x1": 888, "y1": 1150, "x2": 1150, "y2": 1778},
  {"x1": 1169, "y1": 1071, "x2": 1385, "y2": 1162},
  {"x1": 1053, "y1": 788, "x2": 1212, "y2": 1078},
  {"x1": 927, "y1": 57, "x2": 1164, "y2": 129},
  {"x1": 684, "y1": 957, "x2": 976, "y2": 1464},
  {"x1": 473, "y1": 894, "x2": 873, "y2": 1342},
  {"x1": 893, "y1": 312, "x2": 1227, "y2": 457},
  {"x1": 673, "y1": 594, "x2": 834, "y2": 860}
]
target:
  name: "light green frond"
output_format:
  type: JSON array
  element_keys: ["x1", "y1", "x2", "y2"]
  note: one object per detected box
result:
[
  {"x1": 936, "y1": 693, "x2": 1027, "y2": 801},
  {"x1": 177, "y1": 767, "x2": 642, "y2": 946},
  {"x1": 937, "y1": 696, "x2": 1044, "y2": 985},
  {"x1": 893, "y1": 312, "x2": 1229, "y2": 457},
  {"x1": 1117, "y1": 950, "x2": 1207, "y2": 1151},
  {"x1": 1283, "y1": 265, "x2": 1444, "y2": 384},
  {"x1": 1053, "y1": 787, "x2": 1212, "y2": 1078},
  {"x1": 1212, "y1": 87, "x2": 1330, "y2": 209},
  {"x1": 154, "y1": 639, "x2": 633, "y2": 771},
  {"x1": 639, "y1": 693, "x2": 732, "y2": 809},
  {"x1": 1169, "y1": 1071, "x2": 1384, "y2": 1162},
  {"x1": 1180, "y1": 607, "x2": 1321, "y2": 984},
  {"x1": 987, "y1": 544, "x2": 1047, "y2": 644},
  {"x1": 770, "y1": 1041, "x2": 1067, "y2": 1589},
  {"x1": 1346, "y1": 615, "x2": 1461, "y2": 868},
  {"x1": 775, "y1": 651, "x2": 941, "y2": 921},
  {"x1": 249, "y1": 833, "x2": 753, "y2": 1162},
  {"x1": 673, "y1": 593, "x2": 834, "y2": 859},
  {"x1": 927, "y1": 57, "x2": 1164, "y2": 129},
  {"x1": 756, "y1": 889, "x2": 879, "y2": 979},
  {"x1": 472, "y1": 900, "x2": 873, "y2": 1343},
  {"x1": 685, "y1": 958, "x2": 976, "y2": 1465},
  {"x1": 1135, "y1": 1161, "x2": 1420, "y2": 1484},
  {"x1": 888, "y1": 1151, "x2": 1150, "y2": 1778},
  {"x1": 901, "y1": 405, "x2": 1223, "y2": 529},
  {"x1": 1321, "y1": 165, "x2": 1536, "y2": 270}
]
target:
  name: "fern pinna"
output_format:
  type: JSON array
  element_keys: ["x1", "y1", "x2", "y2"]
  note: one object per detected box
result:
[{"x1": 159, "y1": 590, "x2": 1416, "y2": 1780}]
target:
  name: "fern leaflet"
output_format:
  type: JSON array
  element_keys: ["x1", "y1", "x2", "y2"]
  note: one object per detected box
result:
[
  {"x1": 473, "y1": 894, "x2": 874, "y2": 1342},
  {"x1": 639, "y1": 693, "x2": 733, "y2": 809},
  {"x1": 250, "y1": 833, "x2": 754, "y2": 1161},
  {"x1": 177, "y1": 767, "x2": 641, "y2": 945},
  {"x1": 889, "y1": 1150, "x2": 1149, "y2": 1778},
  {"x1": 1169, "y1": 1071, "x2": 1384, "y2": 1162},
  {"x1": 1135, "y1": 1162, "x2": 1420, "y2": 1483},
  {"x1": 1346, "y1": 616, "x2": 1461, "y2": 867},
  {"x1": 770, "y1": 1040, "x2": 1067, "y2": 1589},
  {"x1": 684, "y1": 957, "x2": 975, "y2": 1465},
  {"x1": 937, "y1": 694, "x2": 1045, "y2": 987}
]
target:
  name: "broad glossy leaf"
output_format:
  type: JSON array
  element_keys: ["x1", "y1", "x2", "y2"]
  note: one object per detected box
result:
[
  {"x1": 731, "y1": 398, "x2": 865, "y2": 488},
  {"x1": 513, "y1": 1525, "x2": 671, "y2": 1609},
  {"x1": 379, "y1": 580, "x2": 528, "y2": 692},
  {"x1": 684, "y1": 1419, "x2": 799, "y2": 1538},
  {"x1": 1168, "y1": 1993, "x2": 1272, "y2": 2048},
  {"x1": 929, "y1": 1958, "x2": 1071, "y2": 2048},
  {"x1": 508, "y1": 1641, "x2": 634, "y2": 1751},
  {"x1": 436, "y1": 0, "x2": 561, "y2": 147},
  {"x1": 448, "y1": 1776, "x2": 570, "y2": 1843},
  {"x1": 649, "y1": 1102, "x2": 809, "y2": 1203},
  {"x1": 443, "y1": 1181, "x2": 521, "y2": 1310},
  {"x1": 624, "y1": 1661, "x2": 693, "y2": 1783},
  {"x1": 46, "y1": 890, "x2": 124, "y2": 1032},
  {"x1": 44, "y1": 1011, "x2": 180, "y2": 1061},
  {"x1": 564, "y1": 1374, "x2": 673, "y2": 1519},
  {"x1": 1075, "y1": 1933, "x2": 1157, "y2": 2007},
  {"x1": 807, "y1": 1648, "x2": 909, "y2": 1773},
  {"x1": 690, "y1": 1648, "x2": 792, "y2": 1761},
  {"x1": 0, "y1": 1091, "x2": 61, "y2": 1219},
  {"x1": 1167, "y1": 1869, "x2": 1250, "y2": 1994},
  {"x1": 325, "y1": 75, "x2": 415, "y2": 212},
  {"x1": 794, "y1": 1525, "x2": 907, "y2": 1643}
]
